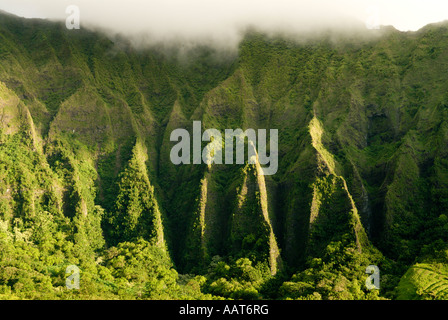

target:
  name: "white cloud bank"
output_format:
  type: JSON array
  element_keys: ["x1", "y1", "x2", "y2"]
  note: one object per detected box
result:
[{"x1": 1, "y1": 0, "x2": 448, "y2": 45}]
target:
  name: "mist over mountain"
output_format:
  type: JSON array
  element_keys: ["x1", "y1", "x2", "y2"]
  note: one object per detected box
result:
[
  {"x1": 2, "y1": 0, "x2": 448, "y2": 50},
  {"x1": 1, "y1": 9, "x2": 448, "y2": 300}
]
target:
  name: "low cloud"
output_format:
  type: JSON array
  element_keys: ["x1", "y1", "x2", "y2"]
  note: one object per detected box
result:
[{"x1": 2, "y1": 0, "x2": 448, "y2": 50}]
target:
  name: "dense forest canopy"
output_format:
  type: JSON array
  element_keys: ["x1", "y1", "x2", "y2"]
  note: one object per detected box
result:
[{"x1": 0, "y1": 11, "x2": 448, "y2": 300}]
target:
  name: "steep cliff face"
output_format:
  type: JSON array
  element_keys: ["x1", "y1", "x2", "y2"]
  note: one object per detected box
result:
[{"x1": 1, "y1": 11, "x2": 448, "y2": 299}]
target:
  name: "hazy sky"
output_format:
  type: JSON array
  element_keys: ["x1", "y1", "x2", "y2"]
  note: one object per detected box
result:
[{"x1": 1, "y1": 0, "x2": 448, "y2": 43}]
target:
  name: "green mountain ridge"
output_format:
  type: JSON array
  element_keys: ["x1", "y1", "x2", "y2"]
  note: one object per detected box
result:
[{"x1": 1, "y1": 11, "x2": 448, "y2": 300}]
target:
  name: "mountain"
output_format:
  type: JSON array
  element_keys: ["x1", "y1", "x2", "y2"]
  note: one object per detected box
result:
[{"x1": 1, "y1": 11, "x2": 448, "y2": 300}]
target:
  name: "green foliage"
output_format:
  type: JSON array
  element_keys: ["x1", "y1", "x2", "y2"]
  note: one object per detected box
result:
[
  {"x1": 397, "y1": 262, "x2": 448, "y2": 300},
  {"x1": 1, "y1": 11, "x2": 448, "y2": 300},
  {"x1": 104, "y1": 142, "x2": 163, "y2": 247},
  {"x1": 279, "y1": 239, "x2": 383, "y2": 300},
  {"x1": 204, "y1": 256, "x2": 271, "y2": 299}
]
